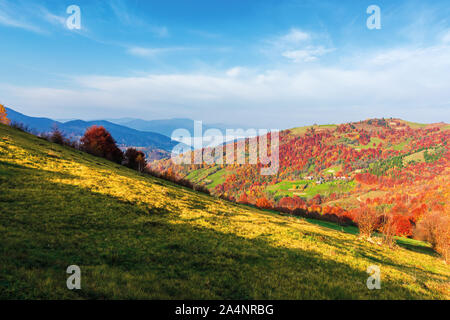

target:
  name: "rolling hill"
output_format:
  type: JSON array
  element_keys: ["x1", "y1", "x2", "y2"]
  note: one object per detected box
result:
[
  {"x1": 150, "y1": 118, "x2": 449, "y2": 237},
  {"x1": 0, "y1": 123, "x2": 449, "y2": 299}
]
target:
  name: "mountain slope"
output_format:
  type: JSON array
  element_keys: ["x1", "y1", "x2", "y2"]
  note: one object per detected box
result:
[
  {"x1": 151, "y1": 118, "x2": 449, "y2": 237},
  {"x1": 5, "y1": 107, "x2": 61, "y2": 133},
  {"x1": 0, "y1": 123, "x2": 448, "y2": 299}
]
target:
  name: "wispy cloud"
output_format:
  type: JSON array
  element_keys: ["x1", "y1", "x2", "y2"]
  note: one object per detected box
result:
[
  {"x1": 109, "y1": 0, "x2": 169, "y2": 37},
  {"x1": 0, "y1": 0, "x2": 79, "y2": 34},
  {"x1": 0, "y1": 0, "x2": 44, "y2": 33},
  {"x1": 442, "y1": 30, "x2": 450, "y2": 44},
  {"x1": 265, "y1": 28, "x2": 334, "y2": 63},
  {"x1": 126, "y1": 46, "x2": 187, "y2": 58},
  {"x1": 3, "y1": 42, "x2": 450, "y2": 126},
  {"x1": 282, "y1": 46, "x2": 334, "y2": 62}
]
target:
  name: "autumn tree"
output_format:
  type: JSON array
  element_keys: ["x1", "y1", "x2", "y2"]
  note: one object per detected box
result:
[
  {"x1": 238, "y1": 192, "x2": 249, "y2": 205},
  {"x1": 0, "y1": 104, "x2": 10, "y2": 125},
  {"x1": 256, "y1": 197, "x2": 272, "y2": 209},
  {"x1": 124, "y1": 148, "x2": 147, "y2": 172},
  {"x1": 415, "y1": 213, "x2": 450, "y2": 263},
  {"x1": 379, "y1": 214, "x2": 396, "y2": 248},
  {"x1": 354, "y1": 204, "x2": 379, "y2": 238},
  {"x1": 49, "y1": 125, "x2": 66, "y2": 145},
  {"x1": 80, "y1": 126, "x2": 123, "y2": 164}
]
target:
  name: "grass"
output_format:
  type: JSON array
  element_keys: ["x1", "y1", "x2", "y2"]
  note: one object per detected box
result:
[
  {"x1": 403, "y1": 150, "x2": 426, "y2": 165},
  {"x1": 351, "y1": 137, "x2": 384, "y2": 150},
  {"x1": 205, "y1": 168, "x2": 229, "y2": 188},
  {"x1": 289, "y1": 124, "x2": 337, "y2": 136},
  {"x1": 402, "y1": 120, "x2": 428, "y2": 129},
  {"x1": 0, "y1": 124, "x2": 449, "y2": 299},
  {"x1": 266, "y1": 180, "x2": 355, "y2": 199},
  {"x1": 185, "y1": 166, "x2": 231, "y2": 189},
  {"x1": 390, "y1": 139, "x2": 411, "y2": 151}
]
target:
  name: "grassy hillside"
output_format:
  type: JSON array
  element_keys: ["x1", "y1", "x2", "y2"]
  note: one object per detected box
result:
[{"x1": 0, "y1": 124, "x2": 449, "y2": 299}]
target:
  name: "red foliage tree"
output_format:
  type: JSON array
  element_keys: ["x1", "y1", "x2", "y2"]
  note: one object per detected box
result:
[
  {"x1": 238, "y1": 192, "x2": 250, "y2": 205},
  {"x1": 80, "y1": 126, "x2": 123, "y2": 164}
]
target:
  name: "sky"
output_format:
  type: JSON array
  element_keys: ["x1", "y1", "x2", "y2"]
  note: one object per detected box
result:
[{"x1": 0, "y1": 0, "x2": 450, "y2": 129}]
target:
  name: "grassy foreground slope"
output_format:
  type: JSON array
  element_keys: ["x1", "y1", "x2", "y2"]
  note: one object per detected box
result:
[{"x1": 0, "y1": 124, "x2": 448, "y2": 299}]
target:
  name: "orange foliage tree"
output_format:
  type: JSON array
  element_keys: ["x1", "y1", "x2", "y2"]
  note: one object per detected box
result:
[
  {"x1": 0, "y1": 104, "x2": 10, "y2": 125},
  {"x1": 256, "y1": 197, "x2": 272, "y2": 209},
  {"x1": 354, "y1": 204, "x2": 379, "y2": 238}
]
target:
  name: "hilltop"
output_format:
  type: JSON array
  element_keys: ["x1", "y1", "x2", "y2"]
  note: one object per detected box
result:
[{"x1": 0, "y1": 123, "x2": 449, "y2": 299}]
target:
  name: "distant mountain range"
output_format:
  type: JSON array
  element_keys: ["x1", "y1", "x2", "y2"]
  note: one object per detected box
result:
[
  {"x1": 6, "y1": 108, "x2": 179, "y2": 158},
  {"x1": 5, "y1": 108, "x2": 251, "y2": 160},
  {"x1": 106, "y1": 118, "x2": 252, "y2": 137}
]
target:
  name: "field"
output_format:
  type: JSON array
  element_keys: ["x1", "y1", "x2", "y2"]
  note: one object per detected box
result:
[
  {"x1": 1, "y1": 124, "x2": 449, "y2": 299},
  {"x1": 186, "y1": 166, "x2": 231, "y2": 188},
  {"x1": 266, "y1": 180, "x2": 356, "y2": 199}
]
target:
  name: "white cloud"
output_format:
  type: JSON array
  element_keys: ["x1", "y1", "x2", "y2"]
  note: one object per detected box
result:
[
  {"x1": 280, "y1": 28, "x2": 310, "y2": 44},
  {"x1": 126, "y1": 46, "x2": 185, "y2": 57},
  {"x1": 266, "y1": 28, "x2": 333, "y2": 63},
  {"x1": 226, "y1": 67, "x2": 244, "y2": 77},
  {"x1": 2, "y1": 44, "x2": 450, "y2": 127},
  {"x1": 282, "y1": 46, "x2": 334, "y2": 62},
  {"x1": 442, "y1": 30, "x2": 450, "y2": 44}
]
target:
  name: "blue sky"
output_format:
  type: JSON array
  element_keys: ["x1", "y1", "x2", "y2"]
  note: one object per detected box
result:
[{"x1": 1, "y1": 0, "x2": 450, "y2": 128}]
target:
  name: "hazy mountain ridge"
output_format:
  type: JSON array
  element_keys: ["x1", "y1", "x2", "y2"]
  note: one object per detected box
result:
[{"x1": 5, "y1": 107, "x2": 178, "y2": 155}]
